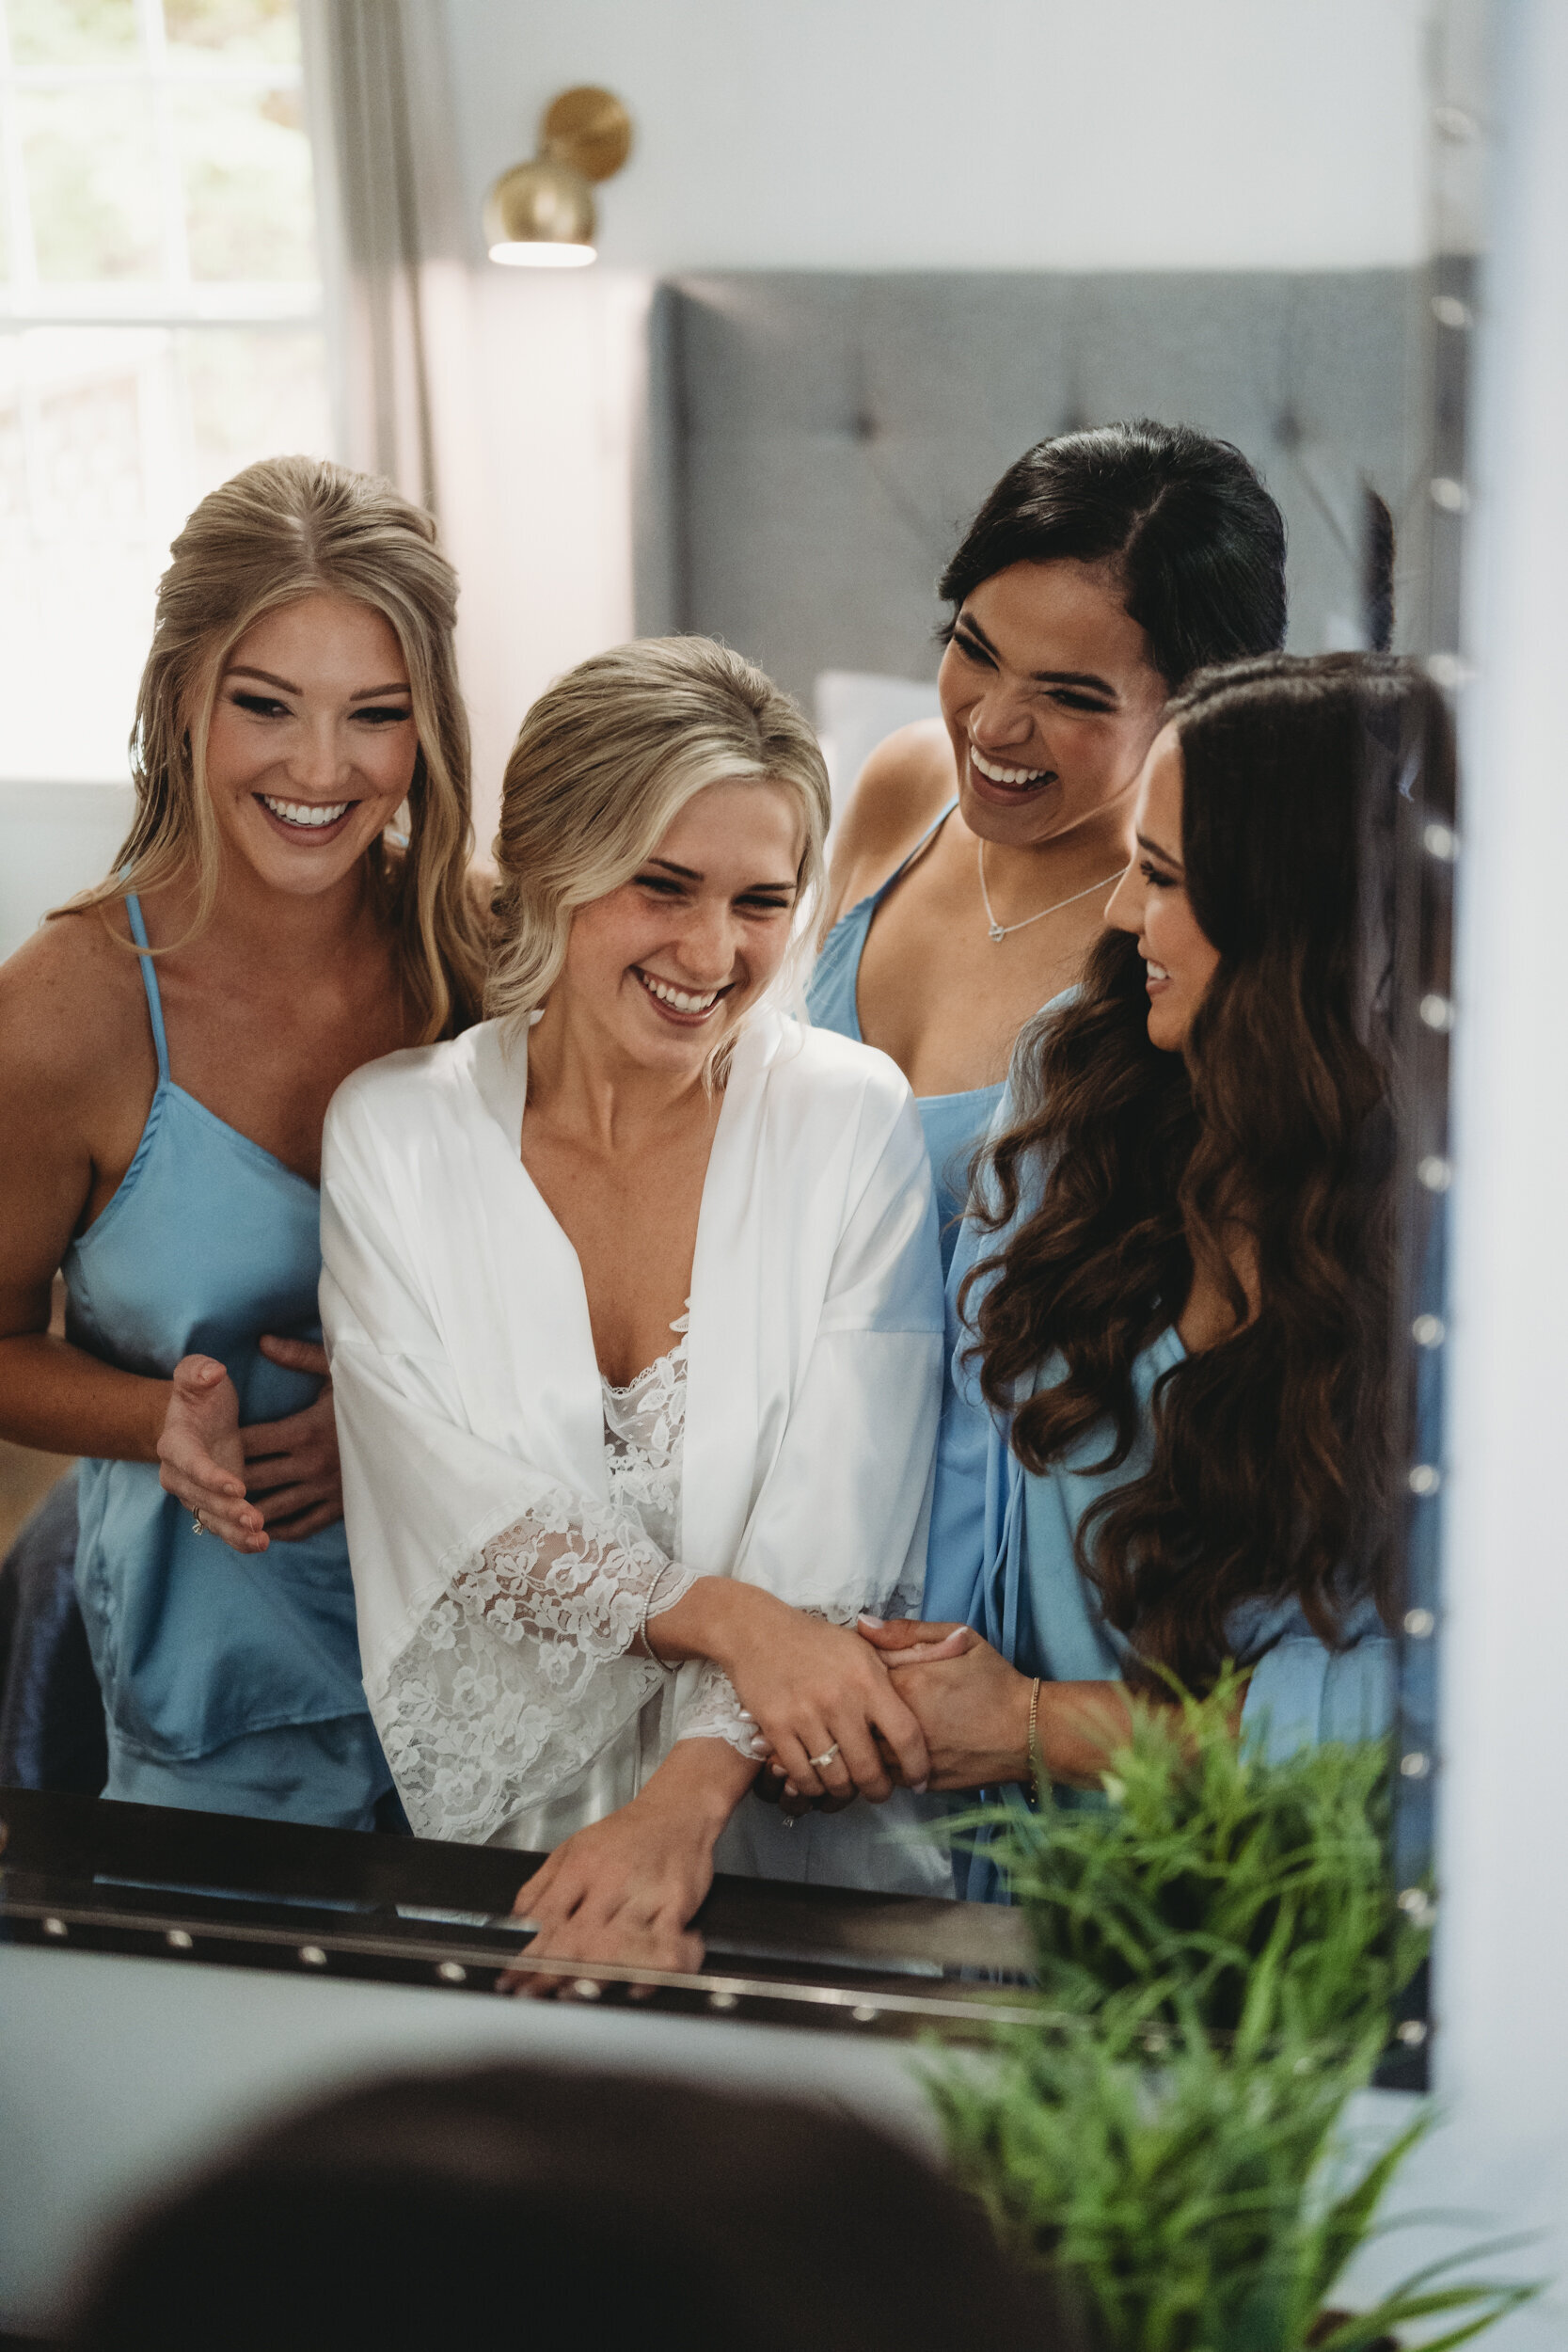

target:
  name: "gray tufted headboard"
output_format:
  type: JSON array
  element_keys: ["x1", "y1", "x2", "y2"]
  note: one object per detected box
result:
[{"x1": 633, "y1": 270, "x2": 1432, "y2": 708}]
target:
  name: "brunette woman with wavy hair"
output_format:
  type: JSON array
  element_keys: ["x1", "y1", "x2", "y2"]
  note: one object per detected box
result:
[{"x1": 857, "y1": 655, "x2": 1447, "y2": 1866}]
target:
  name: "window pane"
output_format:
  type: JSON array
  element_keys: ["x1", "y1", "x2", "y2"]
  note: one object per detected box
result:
[
  {"x1": 0, "y1": 329, "x2": 154, "y2": 780},
  {"x1": 19, "y1": 85, "x2": 162, "y2": 281},
  {"x1": 174, "y1": 83, "x2": 317, "y2": 280},
  {"x1": 178, "y1": 325, "x2": 330, "y2": 503},
  {"x1": 7, "y1": 0, "x2": 139, "y2": 67},
  {"x1": 163, "y1": 0, "x2": 300, "y2": 69},
  {"x1": 0, "y1": 324, "x2": 331, "y2": 781}
]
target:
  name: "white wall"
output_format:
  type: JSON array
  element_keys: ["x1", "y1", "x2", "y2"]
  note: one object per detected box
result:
[
  {"x1": 0, "y1": 785, "x2": 135, "y2": 965},
  {"x1": 439, "y1": 0, "x2": 1431, "y2": 273},
  {"x1": 417, "y1": 260, "x2": 651, "y2": 862},
  {"x1": 1432, "y1": 0, "x2": 1568, "y2": 2324}
]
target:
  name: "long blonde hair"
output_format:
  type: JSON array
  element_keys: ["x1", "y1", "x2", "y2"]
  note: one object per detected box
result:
[
  {"x1": 65, "y1": 454, "x2": 487, "y2": 1041},
  {"x1": 487, "y1": 636, "x2": 830, "y2": 1032}
]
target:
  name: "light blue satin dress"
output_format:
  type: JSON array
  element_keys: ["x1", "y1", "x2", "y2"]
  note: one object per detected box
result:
[
  {"x1": 61, "y1": 896, "x2": 391, "y2": 1828},
  {"x1": 806, "y1": 803, "x2": 1005, "y2": 1279},
  {"x1": 926, "y1": 1170, "x2": 1396, "y2": 1900}
]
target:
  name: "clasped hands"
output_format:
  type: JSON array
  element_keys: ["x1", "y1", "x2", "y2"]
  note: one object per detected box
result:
[
  {"x1": 506, "y1": 1603, "x2": 1019, "y2": 1996},
  {"x1": 758, "y1": 1614, "x2": 1035, "y2": 1809},
  {"x1": 757, "y1": 1615, "x2": 1136, "y2": 1807}
]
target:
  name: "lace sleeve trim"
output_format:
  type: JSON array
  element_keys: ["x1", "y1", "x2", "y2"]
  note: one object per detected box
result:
[
  {"x1": 371, "y1": 1479, "x2": 701, "y2": 1844},
  {"x1": 453, "y1": 1493, "x2": 699, "y2": 1663},
  {"x1": 672, "y1": 1659, "x2": 762, "y2": 1757}
]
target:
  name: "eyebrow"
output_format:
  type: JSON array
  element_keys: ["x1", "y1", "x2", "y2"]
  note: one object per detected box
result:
[
  {"x1": 644, "y1": 857, "x2": 798, "y2": 891},
  {"x1": 955, "y1": 616, "x2": 1118, "y2": 699},
  {"x1": 224, "y1": 666, "x2": 410, "y2": 700},
  {"x1": 1136, "y1": 829, "x2": 1183, "y2": 871}
]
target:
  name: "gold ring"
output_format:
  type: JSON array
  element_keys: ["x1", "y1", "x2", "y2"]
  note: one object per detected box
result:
[{"x1": 808, "y1": 1743, "x2": 840, "y2": 1772}]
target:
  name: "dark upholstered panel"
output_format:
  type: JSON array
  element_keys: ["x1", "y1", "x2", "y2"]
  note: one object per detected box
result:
[{"x1": 635, "y1": 270, "x2": 1431, "y2": 707}]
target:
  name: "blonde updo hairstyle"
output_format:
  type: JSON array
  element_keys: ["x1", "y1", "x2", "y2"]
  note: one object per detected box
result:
[
  {"x1": 487, "y1": 637, "x2": 831, "y2": 1037},
  {"x1": 66, "y1": 453, "x2": 487, "y2": 1041}
]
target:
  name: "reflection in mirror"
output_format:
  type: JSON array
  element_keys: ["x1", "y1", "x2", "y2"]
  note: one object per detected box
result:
[{"x1": 0, "y1": 0, "x2": 1481, "y2": 2109}]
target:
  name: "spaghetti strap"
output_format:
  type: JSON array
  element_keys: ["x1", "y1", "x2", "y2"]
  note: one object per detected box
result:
[
  {"x1": 123, "y1": 894, "x2": 171, "y2": 1081},
  {"x1": 880, "y1": 796, "x2": 959, "y2": 900}
]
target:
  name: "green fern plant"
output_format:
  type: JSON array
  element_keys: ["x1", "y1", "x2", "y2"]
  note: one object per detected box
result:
[
  {"x1": 935, "y1": 2014, "x2": 1528, "y2": 2352},
  {"x1": 929, "y1": 1677, "x2": 1536, "y2": 2350},
  {"x1": 966, "y1": 1664, "x2": 1425, "y2": 2044}
]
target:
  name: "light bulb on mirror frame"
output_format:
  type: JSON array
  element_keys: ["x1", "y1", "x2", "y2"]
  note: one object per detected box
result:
[{"x1": 483, "y1": 86, "x2": 632, "y2": 271}]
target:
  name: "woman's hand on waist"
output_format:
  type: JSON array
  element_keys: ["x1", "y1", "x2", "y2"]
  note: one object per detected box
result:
[
  {"x1": 157, "y1": 1356, "x2": 267, "y2": 1553},
  {"x1": 648, "y1": 1579, "x2": 932, "y2": 1804},
  {"x1": 240, "y1": 1335, "x2": 343, "y2": 1540},
  {"x1": 499, "y1": 1740, "x2": 752, "y2": 1997}
]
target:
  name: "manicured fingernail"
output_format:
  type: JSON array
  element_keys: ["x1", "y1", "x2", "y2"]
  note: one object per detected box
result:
[
  {"x1": 858, "y1": 1613, "x2": 884, "y2": 1628},
  {"x1": 912, "y1": 1781, "x2": 928, "y2": 1794},
  {"x1": 770, "y1": 1762, "x2": 786, "y2": 1777}
]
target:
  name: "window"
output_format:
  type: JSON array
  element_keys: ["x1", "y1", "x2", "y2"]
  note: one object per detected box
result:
[{"x1": 0, "y1": 0, "x2": 333, "y2": 780}]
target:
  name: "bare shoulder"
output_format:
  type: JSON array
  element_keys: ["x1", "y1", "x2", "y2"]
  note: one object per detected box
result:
[
  {"x1": 822, "y1": 719, "x2": 957, "y2": 930},
  {"x1": 0, "y1": 903, "x2": 149, "y2": 1104}
]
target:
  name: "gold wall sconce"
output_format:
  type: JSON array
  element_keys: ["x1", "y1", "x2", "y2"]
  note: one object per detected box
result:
[{"x1": 483, "y1": 86, "x2": 633, "y2": 269}]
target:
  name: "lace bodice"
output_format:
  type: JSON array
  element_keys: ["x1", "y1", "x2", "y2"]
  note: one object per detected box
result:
[
  {"x1": 371, "y1": 1310, "x2": 759, "y2": 1838},
  {"x1": 598, "y1": 1313, "x2": 759, "y2": 1753},
  {"x1": 600, "y1": 1311, "x2": 689, "y2": 1561}
]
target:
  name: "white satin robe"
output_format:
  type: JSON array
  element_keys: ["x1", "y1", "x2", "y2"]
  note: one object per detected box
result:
[{"x1": 318, "y1": 1009, "x2": 951, "y2": 1895}]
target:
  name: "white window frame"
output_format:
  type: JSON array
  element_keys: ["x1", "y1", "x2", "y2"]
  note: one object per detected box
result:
[{"x1": 0, "y1": 0, "x2": 322, "y2": 329}]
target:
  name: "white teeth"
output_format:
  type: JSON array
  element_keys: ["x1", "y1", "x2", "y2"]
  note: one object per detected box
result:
[
  {"x1": 971, "y1": 746, "x2": 1049, "y2": 787},
  {"x1": 261, "y1": 795, "x2": 351, "y2": 829},
  {"x1": 1146, "y1": 961, "x2": 1170, "y2": 980},
  {"x1": 639, "y1": 970, "x2": 721, "y2": 1015}
]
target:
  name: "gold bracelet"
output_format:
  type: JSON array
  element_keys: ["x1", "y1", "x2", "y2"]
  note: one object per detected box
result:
[
  {"x1": 639, "y1": 1564, "x2": 681, "y2": 1673},
  {"x1": 1026, "y1": 1676, "x2": 1043, "y2": 1805}
]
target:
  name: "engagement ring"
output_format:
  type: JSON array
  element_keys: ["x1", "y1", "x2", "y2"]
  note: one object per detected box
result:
[
  {"x1": 808, "y1": 1743, "x2": 840, "y2": 1771},
  {"x1": 190, "y1": 1510, "x2": 205, "y2": 1536}
]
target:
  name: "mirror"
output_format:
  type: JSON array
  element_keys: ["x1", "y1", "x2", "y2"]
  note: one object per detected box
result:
[{"x1": 0, "y1": 0, "x2": 1486, "y2": 2065}]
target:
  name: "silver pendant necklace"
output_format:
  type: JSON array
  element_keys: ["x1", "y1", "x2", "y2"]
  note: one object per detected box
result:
[{"x1": 977, "y1": 839, "x2": 1122, "y2": 943}]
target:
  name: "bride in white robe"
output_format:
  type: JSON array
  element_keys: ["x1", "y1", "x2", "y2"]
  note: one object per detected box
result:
[{"x1": 320, "y1": 637, "x2": 951, "y2": 1979}]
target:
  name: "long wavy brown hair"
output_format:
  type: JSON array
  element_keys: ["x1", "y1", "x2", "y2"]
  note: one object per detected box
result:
[{"x1": 964, "y1": 653, "x2": 1453, "y2": 1690}]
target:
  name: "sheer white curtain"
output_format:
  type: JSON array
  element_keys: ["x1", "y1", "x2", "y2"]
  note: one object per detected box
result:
[{"x1": 301, "y1": 0, "x2": 459, "y2": 509}]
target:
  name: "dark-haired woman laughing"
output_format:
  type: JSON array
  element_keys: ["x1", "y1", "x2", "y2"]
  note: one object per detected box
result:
[
  {"x1": 807, "y1": 421, "x2": 1287, "y2": 1273},
  {"x1": 856, "y1": 655, "x2": 1444, "y2": 1871}
]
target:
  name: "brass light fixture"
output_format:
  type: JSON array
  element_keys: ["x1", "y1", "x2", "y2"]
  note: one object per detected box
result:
[{"x1": 483, "y1": 86, "x2": 633, "y2": 269}]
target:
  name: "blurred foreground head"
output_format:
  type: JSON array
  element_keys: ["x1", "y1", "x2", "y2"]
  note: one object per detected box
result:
[{"x1": 67, "y1": 2062, "x2": 1062, "y2": 2352}]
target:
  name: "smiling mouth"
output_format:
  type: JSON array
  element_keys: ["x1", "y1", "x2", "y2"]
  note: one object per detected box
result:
[
  {"x1": 257, "y1": 793, "x2": 355, "y2": 834},
  {"x1": 1145, "y1": 960, "x2": 1171, "y2": 989},
  {"x1": 969, "y1": 745, "x2": 1053, "y2": 789},
  {"x1": 633, "y1": 966, "x2": 734, "y2": 1022}
]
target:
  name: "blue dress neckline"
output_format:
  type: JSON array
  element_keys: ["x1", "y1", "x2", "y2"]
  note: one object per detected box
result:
[
  {"x1": 62, "y1": 889, "x2": 372, "y2": 1773},
  {"x1": 805, "y1": 802, "x2": 1008, "y2": 1276}
]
